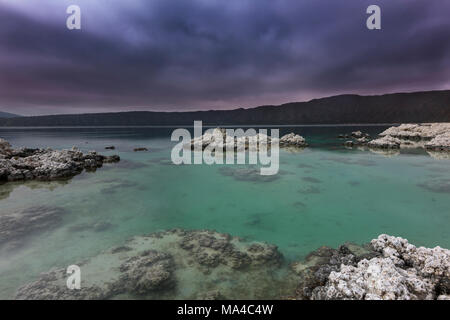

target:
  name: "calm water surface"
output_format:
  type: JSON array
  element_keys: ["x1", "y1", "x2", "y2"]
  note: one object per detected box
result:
[{"x1": 1, "y1": 126, "x2": 449, "y2": 299}]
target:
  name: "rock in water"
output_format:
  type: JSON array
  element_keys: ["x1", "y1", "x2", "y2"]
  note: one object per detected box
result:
[
  {"x1": 0, "y1": 139, "x2": 120, "y2": 183},
  {"x1": 369, "y1": 123, "x2": 450, "y2": 153},
  {"x1": 368, "y1": 135, "x2": 402, "y2": 149},
  {"x1": 0, "y1": 206, "x2": 67, "y2": 249},
  {"x1": 15, "y1": 229, "x2": 288, "y2": 300},
  {"x1": 425, "y1": 132, "x2": 450, "y2": 151},
  {"x1": 308, "y1": 234, "x2": 450, "y2": 300},
  {"x1": 279, "y1": 133, "x2": 308, "y2": 148}
]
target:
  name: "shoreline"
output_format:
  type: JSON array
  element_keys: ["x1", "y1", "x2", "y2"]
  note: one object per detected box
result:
[{"x1": 12, "y1": 229, "x2": 450, "y2": 300}]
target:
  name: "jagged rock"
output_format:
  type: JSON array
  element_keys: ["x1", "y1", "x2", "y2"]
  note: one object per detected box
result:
[
  {"x1": 425, "y1": 132, "x2": 450, "y2": 151},
  {"x1": 379, "y1": 123, "x2": 450, "y2": 141},
  {"x1": 15, "y1": 229, "x2": 288, "y2": 300},
  {"x1": 368, "y1": 123, "x2": 450, "y2": 156},
  {"x1": 311, "y1": 257, "x2": 435, "y2": 300},
  {"x1": 368, "y1": 135, "x2": 402, "y2": 149},
  {"x1": 308, "y1": 235, "x2": 450, "y2": 300},
  {"x1": 0, "y1": 138, "x2": 12, "y2": 153},
  {"x1": 179, "y1": 230, "x2": 282, "y2": 269},
  {"x1": 292, "y1": 243, "x2": 379, "y2": 299},
  {"x1": 0, "y1": 139, "x2": 120, "y2": 183},
  {"x1": 341, "y1": 132, "x2": 370, "y2": 148},
  {"x1": 118, "y1": 250, "x2": 174, "y2": 294},
  {"x1": 105, "y1": 146, "x2": 115, "y2": 150},
  {"x1": 279, "y1": 133, "x2": 308, "y2": 148},
  {"x1": 186, "y1": 128, "x2": 306, "y2": 151}
]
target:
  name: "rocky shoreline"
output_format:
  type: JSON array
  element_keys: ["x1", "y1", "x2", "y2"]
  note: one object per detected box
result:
[
  {"x1": 14, "y1": 230, "x2": 450, "y2": 300},
  {"x1": 294, "y1": 234, "x2": 449, "y2": 300},
  {"x1": 0, "y1": 138, "x2": 120, "y2": 183}
]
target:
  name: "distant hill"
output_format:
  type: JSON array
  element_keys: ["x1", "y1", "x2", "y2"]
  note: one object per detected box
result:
[
  {"x1": 0, "y1": 90, "x2": 449, "y2": 126},
  {"x1": 0, "y1": 111, "x2": 20, "y2": 118}
]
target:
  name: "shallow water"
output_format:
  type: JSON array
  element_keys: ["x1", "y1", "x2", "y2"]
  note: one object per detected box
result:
[{"x1": 1, "y1": 126, "x2": 449, "y2": 299}]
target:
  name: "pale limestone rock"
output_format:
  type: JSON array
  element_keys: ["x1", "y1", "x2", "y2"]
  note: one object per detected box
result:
[
  {"x1": 368, "y1": 135, "x2": 402, "y2": 149},
  {"x1": 425, "y1": 132, "x2": 450, "y2": 151},
  {"x1": 279, "y1": 133, "x2": 308, "y2": 147},
  {"x1": 310, "y1": 235, "x2": 449, "y2": 300}
]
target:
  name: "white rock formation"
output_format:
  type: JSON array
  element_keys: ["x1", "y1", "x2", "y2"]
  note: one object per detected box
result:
[
  {"x1": 279, "y1": 133, "x2": 308, "y2": 147},
  {"x1": 425, "y1": 132, "x2": 450, "y2": 151},
  {"x1": 0, "y1": 139, "x2": 120, "y2": 182},
  {"x1": 368, "y1": 135, "x2": 402, "y2": 149},
  {"x1": 379, "y1": 123, "x2": 450, "y2": 140},
  {"x1": 311, "y1": 235, "x2": 450, "y2": 300},
  {"x1": 370, "y1": 123, "x2": 450, "y2": 153},
  {"x1": 187, "y1": 129, "x2": 305, "y2": 151}
]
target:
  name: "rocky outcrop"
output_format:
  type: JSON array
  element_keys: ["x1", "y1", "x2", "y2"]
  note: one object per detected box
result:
[
  {"x1": 307, "y1": 235, "x2": 450, "y2": 300},
  {"x1": 292, "y1": 243, "x2": 379, "y2": 299},
  {"x1": 0, "y1": 206, "x2": 67, "y2": 249},
  {"x1": 368, "y1": 135, "x2": 402, "y2": 149},
  {"x1": 340, "y1": 131, "x2": 371, "y2": 148},
  {"x1": 369, "y1": 123, "x2": 450, "y2": 153},
  {"x1": 425, "y1": 132, "x2": 450, "y2": 151},
  {"x1": 0, "y1": 139, "x2": 120, "y2": 183},
  {"x1": 379, "y1": 123, "x2": 450, "y2": 140},
  {"x1": 187, "y1": 128, "x2": 307, "y2": 151}
]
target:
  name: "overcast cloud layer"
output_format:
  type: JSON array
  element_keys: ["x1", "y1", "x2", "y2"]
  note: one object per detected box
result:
[{"x1": 0, "y1": 0, "x2": 449, "y2": 115}]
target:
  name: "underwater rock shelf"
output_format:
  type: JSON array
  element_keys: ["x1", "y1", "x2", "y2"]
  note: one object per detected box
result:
[
  {"x1": 15, "y1": 229, "x2": 289, "y2": 300},
  {"x1": 0, "y1": 138, "x2": 120, "y2": 183},
  {"x1": 15, "y1": 230, "x2": 450, "y2": 300}
]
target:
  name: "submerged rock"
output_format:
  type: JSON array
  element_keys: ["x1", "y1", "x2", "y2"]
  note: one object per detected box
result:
[
  {"x1": 0, "y1": 139, "x2": 120, "y2": 183},
  {"x1": 0, "y1": 206, "x2": 67, "y2": 249},
  {"x1": 117, "y1": 250, "x2": 175, "y2": 294},
  {"x1": 306, "y1": 235, "x2": 450, "y2": 300},
  {"x1": 218, "y1": 166, "x2": 279, "y2": 183},
  {"x1": 186, "y1": 128, "x2": 307, "y2": 151},
  {"x1": 15, "y1": 229, "x2": 290, "y2": 300},
  {"x1": 425, "y1": 132, "x2": 450, "y2": 151}
]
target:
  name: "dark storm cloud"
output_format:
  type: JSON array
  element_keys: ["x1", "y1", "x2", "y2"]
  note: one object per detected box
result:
[{"x1": 0, "y1": 0, "x2": 449, "y2": 115}]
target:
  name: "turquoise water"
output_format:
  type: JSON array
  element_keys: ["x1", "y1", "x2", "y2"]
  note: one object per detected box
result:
[{"x1": 0, "y1": 126, "x2": 450, "y2": 299}]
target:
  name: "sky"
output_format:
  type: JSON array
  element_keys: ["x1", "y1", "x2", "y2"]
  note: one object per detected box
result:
[{"x1": 0, "y1": 0, "x2": 449, "y2": 116}]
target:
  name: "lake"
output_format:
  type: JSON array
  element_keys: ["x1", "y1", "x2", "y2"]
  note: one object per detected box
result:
[{"x1": 1, "y1": 125, "x2": 449, "y2": 299}]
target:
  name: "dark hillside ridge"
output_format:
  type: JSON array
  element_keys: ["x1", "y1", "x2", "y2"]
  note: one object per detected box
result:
[
  {"x1": 0, "y1": 111, "x2": 21, "y2": 119},
  {"x1": 0, "y1": 90, "x2": 449, "y2": 126}
]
